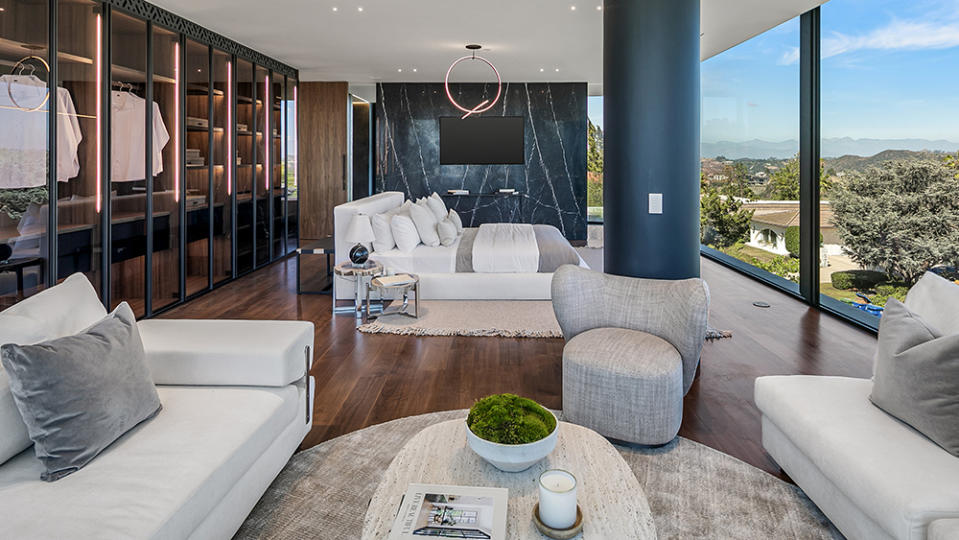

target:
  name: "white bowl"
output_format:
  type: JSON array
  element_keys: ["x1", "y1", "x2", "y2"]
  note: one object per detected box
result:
[{"x1": 465, "y1": 412, "x2": 559, "y2": 472}]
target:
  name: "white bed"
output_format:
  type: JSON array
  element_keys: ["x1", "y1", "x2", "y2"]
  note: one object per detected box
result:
[{"x1": 332, "y1": 192, "x2": 587, "y2": 301}]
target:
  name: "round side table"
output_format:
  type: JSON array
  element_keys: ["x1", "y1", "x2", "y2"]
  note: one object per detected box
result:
[
  {"x1": 333, "y1": 261, "x2": 384, "y2": 318},
  {"x1": 366, "y1": 274, "x2": 419, "y2": 319}
]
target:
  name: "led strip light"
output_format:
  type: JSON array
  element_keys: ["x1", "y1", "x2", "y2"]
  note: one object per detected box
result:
[{"x1": 444, "y1": 45, "x2": 501, "y2": 119}]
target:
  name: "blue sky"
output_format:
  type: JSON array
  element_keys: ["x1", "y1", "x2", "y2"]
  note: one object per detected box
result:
[{"x1": 696, "y1": 0, "x2": 959, "y2": 144}]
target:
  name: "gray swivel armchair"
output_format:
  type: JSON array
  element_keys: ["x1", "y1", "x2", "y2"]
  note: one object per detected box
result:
[{"x1": 551, "y1": 265, "x2": 710, "y2": 445}]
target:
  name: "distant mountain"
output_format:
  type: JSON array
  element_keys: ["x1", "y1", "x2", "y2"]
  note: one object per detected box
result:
[
  {"x1": 701, "y1": 137, "x2": 959, "y2": 160},
  {"x1": 826, "y1": 149, "x2": 949, "y2": 173},
  {"x1": 701, "y1": 139, "x2": 798, "y2": 160}
]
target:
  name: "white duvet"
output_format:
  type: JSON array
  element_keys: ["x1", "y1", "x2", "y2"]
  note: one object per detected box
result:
[{"x1": 472, "y1": 223, "x2": 540, "y2": 273}]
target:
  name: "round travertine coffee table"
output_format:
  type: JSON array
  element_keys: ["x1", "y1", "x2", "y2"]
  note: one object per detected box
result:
[{"x1": 361, "y1": 419, "x2": 657, "y2": 539}]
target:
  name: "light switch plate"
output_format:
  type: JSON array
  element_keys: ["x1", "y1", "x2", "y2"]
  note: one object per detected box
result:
[{"x1": 649, "y1": 193, "x2": 663, "y2": 214}]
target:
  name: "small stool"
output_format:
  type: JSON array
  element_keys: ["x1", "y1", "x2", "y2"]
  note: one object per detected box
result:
[{"x1": 366, "y1": 274, "x2": 419, "y2": 319}]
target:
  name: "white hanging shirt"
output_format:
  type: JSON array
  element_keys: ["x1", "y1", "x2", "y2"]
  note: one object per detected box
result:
[
  {"x1": 0, "y1": 74, "x2": 83, "y2": 188},
  {"x1": 110, "y1": 91, "x2": 171, "y2": 182}
]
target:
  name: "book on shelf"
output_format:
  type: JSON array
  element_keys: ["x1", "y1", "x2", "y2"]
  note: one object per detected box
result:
[
  {"x1": 186, "y1": 116, "x2": 208, "y2": 128},
  {"x1": 387, "y1": 483, "x2": 508, "y2": 540},
  {"x1": 237, "y1": 123, "x2": 249, "y2": 132},
  {"x1": 447, "y1": 189, "x2": 470, "y2": 195}
]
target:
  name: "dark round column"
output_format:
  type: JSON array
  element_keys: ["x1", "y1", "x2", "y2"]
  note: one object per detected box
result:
[{"x1": 603, "y1": 0, "x2": 701, "y2": 279}]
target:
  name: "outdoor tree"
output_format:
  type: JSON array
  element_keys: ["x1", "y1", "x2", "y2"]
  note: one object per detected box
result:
[
  {"x1": 587, "y1": 120, "x2": 603, "y2": 174},
  {"x1": 831, "y1": 159, "x2": 959, "y2": 285},
  {"x1": 720, "y1": 162, "x2": 753, "y2": 198},
  {"x1": 768, "y1": 155, "x2": 833, "y2": 200},
  {"x1": 700, "y1": 175, "x2": 754, "y2": 248}
]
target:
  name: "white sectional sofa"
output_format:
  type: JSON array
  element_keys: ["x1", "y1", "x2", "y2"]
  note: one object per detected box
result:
[
  {"x1": 756, "y1": 375, "x2": 959, "y2": 540},
  {"x1": 0, "y1": 274, "x2": 315, "y2": 539}
]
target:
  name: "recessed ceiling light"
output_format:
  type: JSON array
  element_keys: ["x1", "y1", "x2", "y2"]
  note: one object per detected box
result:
[
  {"x1": 357, "y1": 6, "x2": 363, "y2": 11},
  {"x1": 332, "y1": 6, "x2": 338, "y2": 11},
  {"x1": 412, "y1": 68, "x2": 417, "y2": 72},
  {"x1": 596, "y1": 5, "x2": 602, "y2": 10},
  {"x1": 539, "y1": 68, "x2": 544, "y2": 72},
  {"x1": 0, "y1": 7, "x2": 6, "y2": 11},
  {"x1": 570, "y1": 5, "x2": 577, "y2": 10},
  {"x1": 397, "y1": 68, "x2": 402, "y2": 72},
  {"x1": 554, "y1": 68, "x2": 560, "y2": 72}
]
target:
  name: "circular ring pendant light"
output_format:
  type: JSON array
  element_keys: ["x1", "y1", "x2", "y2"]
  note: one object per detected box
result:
[{"x1": 445, "y1": 44, "x2": 501, "y2": 118}]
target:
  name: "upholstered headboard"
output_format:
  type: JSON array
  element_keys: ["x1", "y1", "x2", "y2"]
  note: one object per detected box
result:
[{"x1": 333, "y1": 192, "x2": 405, "y2": 299}]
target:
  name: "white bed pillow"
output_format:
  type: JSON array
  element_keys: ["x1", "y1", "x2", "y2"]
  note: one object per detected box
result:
[
  {"x1": 391, "y1": 214, "x2": 421, "y2": 253},
  {"x1": 371, "y1": 212, "x2": 396, "y2": 252},
  {"x1": 411, "y1": 200, "x2": 441, "y2": 247},
  {"x1": 448, "y1": 209, "x2": 464, "y2": 233},
  {"x1": 437, "y1": 218, "x2": 458, "y2": 246},
  {"x1": 371, "y1": 202, "x2": 411, "y2": 252},
  {"x1": 427, "y1": 192, "x2": 448, "y2": 221}
]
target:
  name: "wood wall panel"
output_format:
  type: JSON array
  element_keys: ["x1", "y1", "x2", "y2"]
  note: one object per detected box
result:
[{"x1": 298, "y1": 82, "x2": 349, "y2": 240}]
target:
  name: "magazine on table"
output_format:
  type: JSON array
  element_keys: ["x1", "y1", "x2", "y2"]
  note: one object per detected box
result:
[{"x1": 387, "y1": 483, "x2": 508, "y2": 540}]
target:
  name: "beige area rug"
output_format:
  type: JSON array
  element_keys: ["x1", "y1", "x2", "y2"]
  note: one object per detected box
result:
[
  {"x1": 236, "y1": 410, "x2": 841, "y2": 540},
  {"x1": 358, "y1": 300, "x2": 565, "y2": 338},
  {"x1": 358, "y1": 299, "x2": 733, "y2": 341}
]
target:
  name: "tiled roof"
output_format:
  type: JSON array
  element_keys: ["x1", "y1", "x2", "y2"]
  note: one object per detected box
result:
[{"x1": 746, "y1": 202, "x2": 836, "y2": 229}]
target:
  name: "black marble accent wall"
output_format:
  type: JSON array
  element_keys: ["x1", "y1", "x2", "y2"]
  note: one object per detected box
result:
[{"x1": 375, "y1": 83, "x2": 587, "y2": 241}]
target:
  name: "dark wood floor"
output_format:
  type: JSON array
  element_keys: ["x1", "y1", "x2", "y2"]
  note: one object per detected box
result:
[{"x1": 161, "y1": 255, "x2": 876, "y2": 478}]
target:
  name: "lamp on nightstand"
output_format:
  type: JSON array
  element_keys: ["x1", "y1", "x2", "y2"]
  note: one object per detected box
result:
[{"x1": 345, "y1": 213, "x2": 375, "y2": 266}]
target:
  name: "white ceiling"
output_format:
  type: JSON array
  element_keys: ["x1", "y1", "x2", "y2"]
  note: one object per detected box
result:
[{"x1": 150, "y1": 0, "x2": 827, "y2": 97}]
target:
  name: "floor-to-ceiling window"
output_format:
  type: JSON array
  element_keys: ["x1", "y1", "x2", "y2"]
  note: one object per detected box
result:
[
  {"x1": 700, "y1": 16, "x2": 804, "y2": 295},
  {"x1": 586, "y1": 95, "x2": 603, "y2": 223},
  {"x1": 819, "y1": 0, "x2": 959, "y2": 324}
]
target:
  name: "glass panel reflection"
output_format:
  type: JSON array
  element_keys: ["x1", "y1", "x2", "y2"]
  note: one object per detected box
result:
[{"x1": 0, "y1": 0, "x2": 51, "y2": 309}]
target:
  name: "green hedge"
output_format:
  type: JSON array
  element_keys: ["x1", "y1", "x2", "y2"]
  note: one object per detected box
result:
[
  {"x1": 784, "y1": 226, "x2": 823, "y2": 258},
  {"x1": 830, "y1": 270, "x2": 887, "y2": 290}
]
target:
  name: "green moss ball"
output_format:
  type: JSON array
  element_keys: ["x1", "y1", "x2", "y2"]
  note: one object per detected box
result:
[{"x1": 467, "y1": 393, "x2": 556, "y2": 444}]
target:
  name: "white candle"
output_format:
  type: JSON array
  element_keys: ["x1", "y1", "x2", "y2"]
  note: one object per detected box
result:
[{"x1": 538, "y1": 469, "x2": 577, "y2": 530}]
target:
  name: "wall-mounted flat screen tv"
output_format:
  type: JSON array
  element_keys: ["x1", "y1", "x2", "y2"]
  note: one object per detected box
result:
[{"x1": 439, "y1": 116, "x2": 525, "y2": 165}]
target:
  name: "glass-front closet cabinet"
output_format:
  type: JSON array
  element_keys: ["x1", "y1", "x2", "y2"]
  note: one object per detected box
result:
[{"x1": 0, "y1": 1, "x2": 297, "y2": 314}]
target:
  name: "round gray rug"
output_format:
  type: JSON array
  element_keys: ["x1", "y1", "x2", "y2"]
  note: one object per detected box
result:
[{"x1": 235, "y1": 411, "x2": 841, "y2": 539}]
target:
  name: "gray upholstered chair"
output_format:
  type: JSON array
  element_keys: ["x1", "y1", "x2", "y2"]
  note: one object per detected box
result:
[{"x1": 551, "y1": 265, "x2": 710, "y2": 445}]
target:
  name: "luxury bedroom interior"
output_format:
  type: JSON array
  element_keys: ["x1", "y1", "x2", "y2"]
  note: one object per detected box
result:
[{"x1": 1, "y1": 0, "x2": 958, "y2": 538}]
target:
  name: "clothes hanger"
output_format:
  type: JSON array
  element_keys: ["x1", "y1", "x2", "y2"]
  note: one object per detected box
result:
[{"x1": 1, "y1": 55, "x2": 96, "y2": 119}]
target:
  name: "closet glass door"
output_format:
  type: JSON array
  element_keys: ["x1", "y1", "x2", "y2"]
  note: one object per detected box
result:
[
  {"x1": 110, "y1": 11, "x2": 148, "y2": 316},
  {"x1": 235, "y1": 59, "x2": 254, "y2": 274},
  {"x1": 271, "y1": 73, "x2": 284, "y2": 257},
  {"x1": 184, "y1": 39, "x2": 209, "y2": 296},
  {"x1": 0, "y1": 1, "x2": 51, "y2": 309},
  {"x1": 211, "y1": 49, "x2": 231, "y2": 284},
  {"x1": 151, "y1": 26, "x2": 180, "y2": 311},
  {"x1": 56, "y1": 0, "x2": 101, "y2": 301},
  {"x1": 254, "y1": 65, "x2": 268, "y2": 267},
  {"x1": 285, "y1": 78, "x2": 298, "y2": 254}
]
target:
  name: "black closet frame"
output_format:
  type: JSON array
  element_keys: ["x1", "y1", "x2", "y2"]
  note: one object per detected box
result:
[{"x1": 36, "y1": 0, "x2": 298, "y2": 317}]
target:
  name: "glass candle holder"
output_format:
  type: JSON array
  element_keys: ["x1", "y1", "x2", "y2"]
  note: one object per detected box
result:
[{"x1": 538, "y1": 469, "x2": 577, "y2": 529}]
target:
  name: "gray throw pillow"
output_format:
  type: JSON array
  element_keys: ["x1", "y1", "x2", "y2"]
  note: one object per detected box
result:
[
  {"x1": 870, "y1": 299, "x2": 959, "y2": 457},
  {"x1": 0, "y1": 302, "x2": 162, "y2": 481}
]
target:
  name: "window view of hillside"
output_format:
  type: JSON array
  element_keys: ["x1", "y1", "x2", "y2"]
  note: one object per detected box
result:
[
  {"x1": 587, "y1": 96, "x2": 603, "y2": 222},
  {"x1": 701, "y1": 0, "x2": 959, "y2": 323},
  {"x1": 700, "y1": 16, "x2": 803, "y2": 294},
  {"x1": 819, "y1": 0, "x2": 959, "y2": 316}
]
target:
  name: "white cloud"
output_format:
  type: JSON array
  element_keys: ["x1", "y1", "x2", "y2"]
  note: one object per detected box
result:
[
  {"x1": 778, "y1": 47, "x2": 800, "y2": 65},
  {"x1": 779, "y1": 16, "x2": 959, "y2": 65},
  {"x1": 823, "y1": 18, "x2": 959, "y2": 58}
]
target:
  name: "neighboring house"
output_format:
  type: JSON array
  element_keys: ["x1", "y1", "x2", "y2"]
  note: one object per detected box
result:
[{"x1": 744, "y1": 201, "x2": 843, "y2": 262}]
